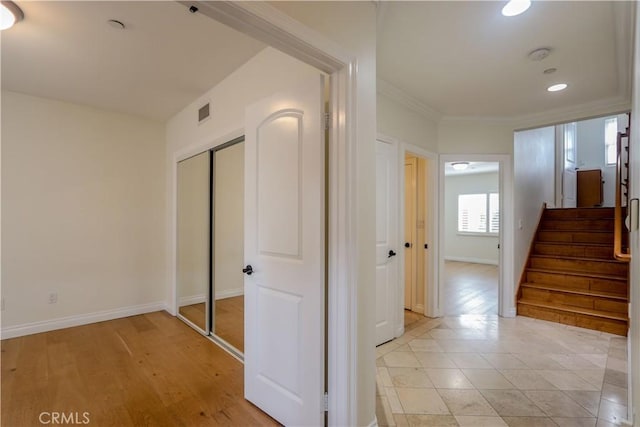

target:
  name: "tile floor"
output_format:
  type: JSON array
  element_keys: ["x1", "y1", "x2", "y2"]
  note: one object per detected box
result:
[{"x1": 376, "y1": 314, "x2": 629, "y2": 427}]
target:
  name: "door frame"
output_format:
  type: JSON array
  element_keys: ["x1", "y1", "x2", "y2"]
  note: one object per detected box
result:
[
  {"x1": 169, "y1": 2, "x2": 360, "y2": 425},
  {"x1": 438, "y1": 154, "x2": 515, "y2": 318}
]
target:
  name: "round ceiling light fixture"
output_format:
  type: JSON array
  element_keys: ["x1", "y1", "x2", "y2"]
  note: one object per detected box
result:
[
  {"x1": 451, "y1": 162, "x2": 470, "y2": 171},
  {"x1": 0, "y1": 1, "x2": 24, "y2": 31},
  {"x1": 502, "y1": 0, "x2": 531, "y2": 17},
  {"x1": 547, "y1": 83, "x2": 568, "y2": 92}
]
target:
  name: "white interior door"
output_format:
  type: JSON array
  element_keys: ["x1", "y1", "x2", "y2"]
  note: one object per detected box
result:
[
  {"x1": 244, "y1": 74, "x2": 325, "y2": 426},
  {"x1": 376, "y1": 139, "x2": 398, "y2": 345},
  {"x1": 563, "y1": 122, "x2": 577, "y2": 208}
]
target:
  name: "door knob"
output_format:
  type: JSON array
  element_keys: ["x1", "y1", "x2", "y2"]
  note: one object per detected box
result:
[
  {"x1": 242, "y1": 265, "x2": 254, "y2": 275},
  {"x1": 404, "y1": 242, "x2": 411, "y2": 248},
  {"x1": 388, "y1": 250, "x2": 397, "y2": 258}
]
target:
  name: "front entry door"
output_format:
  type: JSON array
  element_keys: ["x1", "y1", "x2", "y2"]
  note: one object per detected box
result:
[{"x1": 243, "y1": 74, "x2": 325, "y2": 426}]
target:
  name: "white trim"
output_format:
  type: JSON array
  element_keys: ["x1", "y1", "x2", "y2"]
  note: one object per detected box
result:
[
  {"x1": 438, "y1": 154, "x2": 515, "y2": 319},
  {"x1": 377, "y1": 79, "x2": 442, "y2": 123},
  {"x1": 214, "y1": 289, "x2": 244, "y2": 300},
  {"x1": 1, "y1": 302, "x2": 168, "y2": 340},
  {"x1": 445, "y1": 256, "x2": 499, "y2": 266},
  {"x1": 368, "y1": 417, "x2": 378, "y2": 427},
  {"x1": 171, "y1": 3, "x2": 359, "y2": 425},
  {"x1": 178, "y1": 294, "x2": 206, "y2": 306}
]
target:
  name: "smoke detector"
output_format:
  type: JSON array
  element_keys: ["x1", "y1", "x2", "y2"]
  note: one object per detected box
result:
[{"x1": 528, "y1": 48, "x2": 551, "y2": 62}]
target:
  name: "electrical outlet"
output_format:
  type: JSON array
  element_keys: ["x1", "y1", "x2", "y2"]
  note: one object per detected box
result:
[{"x1": 48, "y1": 292, "x2": 58, "y2": 304}]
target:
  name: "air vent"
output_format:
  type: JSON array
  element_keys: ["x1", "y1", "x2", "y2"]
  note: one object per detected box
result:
[{"x1": 198, "y1": 103, "x2": 210, "y2": 124}]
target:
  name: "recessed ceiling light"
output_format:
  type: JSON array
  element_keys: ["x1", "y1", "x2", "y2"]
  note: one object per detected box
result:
[
  {"x1": 547, "y1": 83, "x2": 568, "y2": 92},
  {"x1": 0, "y1": 1, "x2": 24, "y2": 31},
  {"x1": 502, "y1": 0, "x2": 531, "y2": 17},
  {"x1": 451, "y1": 162, "x2": 470, "y2": 171}
]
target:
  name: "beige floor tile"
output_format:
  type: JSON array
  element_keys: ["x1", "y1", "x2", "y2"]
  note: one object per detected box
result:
[
  {"x1": 404, "y1": 414, "x2": 458, "y2": 426},
  {"x1": 501, "y1": 416, "x2": 560, "y2": 426},
  {"x1": 523, "y1": 390, "x2": 594, "y2": 417},
  {"x1": 377, "y1": 357, "x2": 387, "y2": 367},
  {"x1": 535, "y1": 370, "x2": 599, "y2": 391},
  {"x1": 597, "y1": 399, "x2": 628, "y2": 425},
  {"x1": 377, "y1": 396, "x2": 396, "y2": 426},
  {"x1": 394, "y1": 344, "x2": 414, "y2": 352},
  {"x1": 462, "y1": 369, "x2": 515, "y2": 389},
  {"x1": 392, "y1": 413, "x2": 409, "y2": 426},
  {"x1": 579, "y1": 354, "x2": 608, "y2": 369},
  {"x1": 562, "y1": 390, "x2": 602, "y2": 416},
  {"x1": 425, "y1": 368, "x2": 475, "y2": 389},
  {"x1": 550, "y1": 418, "x2": 596, "y2": 427},
  {"x1": 378, "y1": 367, "x2": 394, "y2": 387},
  {"x1": 449, "y1": 353, "x2": 493, "y2": 369},
  {"x1": 455, "y1": 415, "x2": 508, "y2": 426},
  {"x1": 384, "y1": 351, "x2": 422, "y2": 368},
  {"x1": 480, "y1": 390, "x2": 546, "y2": 417},
  {"x1": 573, "y1": 369, "x2": 605, "y2": 390},
  {"x1": 483, "y1": 354, "x2": 529, "y2": 370},
  {"x1": 600, "y1": 383, "x2": 628, "y2": 405},
  {"x1": 605, "y1": 357, "x2": 627, "y2": 374},
  {"x1": 396, "y1": 388, "x2": 450, "y2": 415},
  {"x1": 603, "y1": 369, "x2": 627, "y2": 389},
  {"x1": 438, "y1": 389, "x2": 498, "y2": 416},
  {"x1": 499, "y1": 370, "x2": 558, "y2": 390},
  {"x1": 408, "y1": 339, "x2": 444, "y2": 352},
  {"x1": 388, "y1": 367, "x2": 434, "y2": 388},
  {"x1": 513, "y1": 354, "x2": 566, "y2": 370},
  {"x1": 435, "y1": 339, "x2": 480, "y2": 353},
  {"x1": 387, "y1": 387, "x2": 405, "y2": 414},
  {"x1": 548, "y1": 354, "x2": 601, "y2": 370},
  {"x1": 595, "y1": 418, "x2": 618, "y2": 427},
  {"x1": 414, "y1": 352, "x2": 457, "y2": 368}
]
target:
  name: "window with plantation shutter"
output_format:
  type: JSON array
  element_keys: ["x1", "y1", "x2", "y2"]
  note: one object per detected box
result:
[{"x1": 458, "y1": 193, "x2": 499, "y2": 235}]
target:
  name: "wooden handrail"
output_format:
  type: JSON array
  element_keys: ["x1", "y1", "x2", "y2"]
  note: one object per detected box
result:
[{"x1": 614, "y1": 127, "x2": 631, "y2": 262}]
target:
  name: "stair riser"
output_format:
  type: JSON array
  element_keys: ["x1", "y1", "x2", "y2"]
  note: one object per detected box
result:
[
  {"x1": 521, "y1": 288, "x2": 627, "y2": 314},
  {"x1": 544, "y1": 209, "x2": 614, "y2": 220},
  {"x1": 525, "y1": 271, "x2": 628, "y2": 296},
  {"x1": 530, "y1": 257, "x2": 628, "y2": 277},
  {"x1": 540, "y1": 219, "x2": 614, "y2": 231},
  {"x1": 517, "y1": 304, "x2": 627, "y2": 336},
  {"x1": 537, "y1": 231, "x2": 613, "y2": 245},
  {"x1": 533, "y1": 243, "x2": 613, "y2": 259}
]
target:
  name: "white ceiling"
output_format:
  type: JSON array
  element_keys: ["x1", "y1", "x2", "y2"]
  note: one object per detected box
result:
[
  {"x1": 1, "y1": 1, "x2": 632, "y2": 122},
  {"x1": 377, "y1": 1, "x2": 632, "y2": 118},
  {"x1": 1, "y1": 1, "x2": 266, "y2": 121}
]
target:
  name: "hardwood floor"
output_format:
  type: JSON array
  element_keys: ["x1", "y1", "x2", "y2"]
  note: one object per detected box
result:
[
  {"x1": 214, "y1": 296, "x2": 244, "y2": 352},
  {"x1": 1, "y1": 311, "x2": 277, "y2": 426},
  {"x1": 443, "y1": 261, "x2": 498, "y2": 315},
  {"x1": 179, "y1": 302, "x2": 206, "y2": 331}
]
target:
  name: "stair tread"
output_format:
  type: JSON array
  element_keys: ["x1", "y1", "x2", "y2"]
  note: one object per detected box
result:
[
  {"x1": 530, "y1": 254, "x2": 627, "y2": 264},
  {"x1": 517, "y1": 299, "x2": 628, "y2": 321},
  {"x1": 526, "y1": 267, "x2": 627, "y2": 281},
  {"x1": 534, "y1": 241, "x2": 612, "y2": 248},
  {"x1": 520, "y1": 282, "x2": 628, "y2": 301},
  {"x1": 538, "y1": 229, "x2": 613, "y2": 233}
]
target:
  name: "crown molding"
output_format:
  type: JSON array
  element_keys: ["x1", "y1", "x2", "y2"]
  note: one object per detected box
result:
[{"x1": 377, "y1": 78, "x2": 442, "y2": 123}]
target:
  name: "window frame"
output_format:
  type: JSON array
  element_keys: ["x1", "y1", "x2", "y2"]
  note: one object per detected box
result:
[
  {"x1": 604, "y1": 117, "x2": 618, "y2": 166},
  {"x1": 457, "y1": 192, "x2": 500, "y2": 236}
]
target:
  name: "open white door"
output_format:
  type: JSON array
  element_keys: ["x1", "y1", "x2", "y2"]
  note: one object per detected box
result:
[
  {"x1": 243, "y1": 74, "x2": 325, "y2": 426},
  {"x1": 375, "y1": 139, "x2": 398, "y2": 345},
  {"x1": 562, "y1": 122, "x2": 577, "y2": 208}
]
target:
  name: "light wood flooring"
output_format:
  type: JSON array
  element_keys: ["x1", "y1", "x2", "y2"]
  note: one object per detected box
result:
[
  {"x1": 214, "y1": 296, "x2": 244, "y2": 353},
  {"x1": 444, "y1": 261, "x2": 498, "y2": 316},
  {"x1": 1, "y1": 311, "x2": 276, "y2": 426},
  {"x1": 179, "y1": 302, "x2": 206, "y2": 331}
]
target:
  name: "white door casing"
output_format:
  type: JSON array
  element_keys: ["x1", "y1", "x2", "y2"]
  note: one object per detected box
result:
[
  {"x1": 562, "y1": 122, "x2": 578, "y2": 208},
  {"x1": 404, "y1": 157, "x2": 416, "y2": 311},
  {"x1": 244, "y1": 74, "x2": 325, "y2": 426},
  {"x1": 375, "y1": 139, "x2": 398, "y2": 345}
]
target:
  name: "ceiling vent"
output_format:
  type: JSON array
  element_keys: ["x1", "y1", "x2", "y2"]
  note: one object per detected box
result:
[
  {"x1": 198, "y1": 102, "x2": 210, "y2": 124},
  {"x1": 528, "y1": 47, "x2": 551, "y2": 62}
]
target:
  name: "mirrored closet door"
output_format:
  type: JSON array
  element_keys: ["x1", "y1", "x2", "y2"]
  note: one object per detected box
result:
[{"x1": 176, "y1": 137, "x2": 245, "y2": 357}]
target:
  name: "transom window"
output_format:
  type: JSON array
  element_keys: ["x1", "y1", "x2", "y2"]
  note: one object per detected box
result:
[{"x1": 458, "y1": 193, "x2": 499, "y2": 234}]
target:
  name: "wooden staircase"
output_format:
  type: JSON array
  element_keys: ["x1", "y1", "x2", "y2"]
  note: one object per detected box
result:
[{"x1": 517, "y1": 207, "x2": 629, "y2": 336}]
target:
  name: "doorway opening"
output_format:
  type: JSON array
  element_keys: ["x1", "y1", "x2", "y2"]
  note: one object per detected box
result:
[{"x1": 442, "y1": 161, "x2": 500, "y2": 315}]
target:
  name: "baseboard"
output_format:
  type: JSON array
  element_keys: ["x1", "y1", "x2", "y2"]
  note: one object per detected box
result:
[
  {"x1": 445, "y1": 256, "x2": 499, "y2": 266},
  {"x1": 178, "y1": 294, "x2": 206, "y2": 306},
  {"x1": 1, "y1": 301, "x2": 168, "y2": 340},
  {"x1": 503, "y1": 307, "x2": 517, "y2": 318},
  {"x1": 215, "y1": 288, "x2": 244, "y2": 300},
  {"x1": 368, "y1": 416, "x2": 378, "y2": 427}
]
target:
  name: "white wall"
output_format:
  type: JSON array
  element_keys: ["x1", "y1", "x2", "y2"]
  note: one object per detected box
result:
[
  {"x1": 214, "y1": 142, "x2": 244, "y2": 299},
  {"x1": 438, "y1": 118, "x2": 515, "y2": 154},
  {"x1": 1, "y1": 91, "x2": 166, "y2": 334},
  {"x1": 444, "y1": 172, "x2": 499, "y2": 265},
  {"x1": 377, "y1": 92, "x2": 437, "y2": 152},
  {"x1": 513, "y1": 126, "x2": 556, "y2": 286},
  {"x1": 576, "y1": 116, "x2": 617, "y2": 207}
]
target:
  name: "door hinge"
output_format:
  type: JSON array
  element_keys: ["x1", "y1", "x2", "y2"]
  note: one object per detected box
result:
[
  {"x1": 324, "y1": 112, "x2": 331, "y2": 130},
  {"x1": 324, "y1": 391, "x2": 328, "y2": 411}
]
